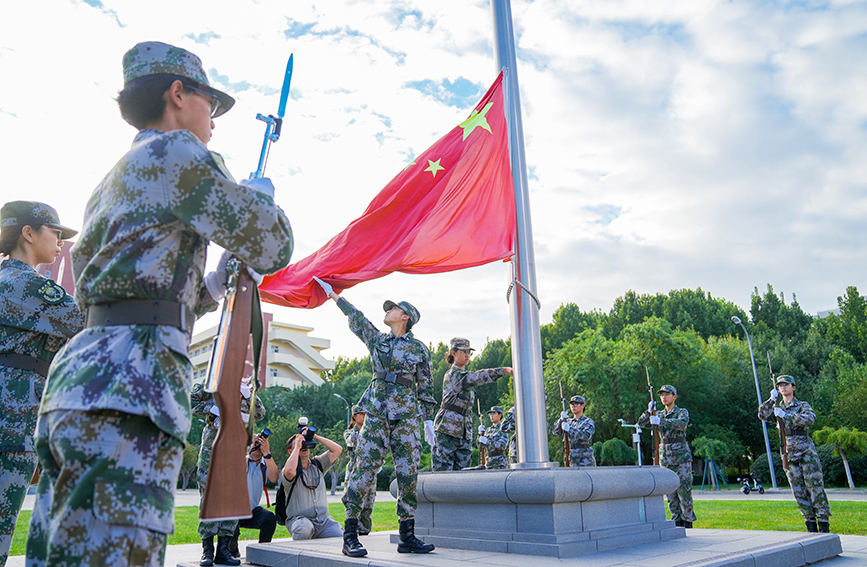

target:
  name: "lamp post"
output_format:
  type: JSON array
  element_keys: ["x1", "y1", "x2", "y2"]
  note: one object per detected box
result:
[
  {"x1": 334, "y1": 393, "x2": 351, "y2": 427},
  {"x1": 732, "y1": 315, "x2": 778, "y2": 489}
]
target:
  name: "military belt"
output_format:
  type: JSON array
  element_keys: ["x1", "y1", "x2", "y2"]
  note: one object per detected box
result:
[
  {"x1": 85, "y1": 299, "x2": 193, "y2": 332},
  {"x1": 787, "y1": 428, "x2": 809, "y2": 437},
  {"x1": 664, "y1": 434, "x2": 686, "y2": 444},
  {"x1": 488, "y1": 450, "x2": 505, "y2": 457},
  {"x1": 442, "y1": 402, "x2": 471, "y2": 416},
  {"x1": 0, "y1": 353, "x2": 51, "y2": 377},
  {"x1": 571, "y1": 442, "x2": 591, "y2": 450},
  {"x1": 373, "y1": 371, "x2": 414, "y2": 388}
]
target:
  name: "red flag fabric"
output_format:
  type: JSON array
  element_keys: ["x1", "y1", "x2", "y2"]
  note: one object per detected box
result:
[{"x1": 259, "y1": 72, "x2": 515, "y2": 309}]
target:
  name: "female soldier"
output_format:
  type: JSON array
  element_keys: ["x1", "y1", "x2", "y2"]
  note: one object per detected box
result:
[
  {"x1": 0, "y1": 201, "x2": 83, "y2": 565},
  {"x1": 343, "y1": 406, "x2": 373, "y2": 535}
]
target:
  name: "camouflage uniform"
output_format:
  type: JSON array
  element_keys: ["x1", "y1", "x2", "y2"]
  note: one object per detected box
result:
[
  {"x1": 191, "y1": 382, "x2": 265, "y2": 539},
  {"x1": 26, "y1": 43, "x2": 293, "y2": 567},
  {"x1": 337, "y1": 297, "x2": 436, "y2": 520},
  {"x1": 342, "y1": 426, "x2": 373, "y2": 533},
  {"x1": 483, "y1": 411, "x2": 511, "y2": 469},
  {"x1": 0, "y1": 257, "x2": 83, "y2": 565},
  {"x1": 432, "y1": 364, "x2": 504, "y2": 471},
  {"x1": 639, "y1": 405, "x2": 696, "y2": 523},
  {"x1": 552, "y1": 415, "x2": 597, "y2": 467},
  {"x1": 504, "y1": 408, "x2": 518, "y2": 464},
  {"x1": 758, "y1": 396, "x2": 830, "y2": 522}
]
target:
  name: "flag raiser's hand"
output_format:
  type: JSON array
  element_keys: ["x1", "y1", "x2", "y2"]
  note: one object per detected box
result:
[{"x1": 313, "y1": 276, "x2": 335, "y2": 299}]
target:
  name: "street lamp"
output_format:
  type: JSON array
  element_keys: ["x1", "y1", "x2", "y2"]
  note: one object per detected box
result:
[
  {"x1": 334, "y1": 393, "x2": 351, "y2": 427},
  {"x1": 732, "y1": 315, "x2": 778, "y2": 489}
]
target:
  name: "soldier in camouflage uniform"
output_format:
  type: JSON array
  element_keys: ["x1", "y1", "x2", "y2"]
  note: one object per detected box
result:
[
  {"x1": 0, "y1": 202, "x2": 83, "y2": 567},
  {"x1": 315, "y1": 278, "x2": 436, "y2": 557},
  {"x1": 480, "y1": 406, "x2": 510, "y2": 469},
  {"x1": 191, "y1": 379, "x2": 265, "y2": 565},
  {"x1": 638, "y1": 385, "x2": 696, "y2": 527},
  {"x1": 505, "y1": 407, "x2": 518, "y2": 464},
  {"x1": 26, "y1": 42, "x2": 293, "y2": 567},
  {"x1": 432, "y1": 337, "x2": 512, "y2": 471},
  {"x1": 758, "y1": 375, "x2": 831, "y2": 533},
  {"x1": 343, "y1": 406, "x2": 373, "y2": 535},
  {"x1": 552, "y1": 395, "x2": 596, "y2": 467}
]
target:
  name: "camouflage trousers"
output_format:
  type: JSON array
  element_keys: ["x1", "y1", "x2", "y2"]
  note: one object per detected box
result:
[
  {"x1": 568, "y1": 449, "x2": 597, "y2": 467},
  {"x1": 26, "y1": 409, "x2": 182, "y2": 567},
  {"x1": 432, "y1": 432, "x2": 472, "y2": 471},
  {"x1": 196, "y1": 426, "x2": 237, "y2": 539},
  {"x1": 343, "y1": 464, "x2": 374, "y2": 533},
  {"x1": 787, "y1": 451, "x2": 831, "y2": 521},
  {"x1": 343, "y1": 414, "x2": 420, "y2": 521},
  {"x1": 485, "y1": 452, "x2": 507, "y2": 469},
  {"x1": 1, "y1": 450, "x2": 37, "y2": 565},
  {"x1": 665, "y1": 461, "x2": 696, "y2": 523}
]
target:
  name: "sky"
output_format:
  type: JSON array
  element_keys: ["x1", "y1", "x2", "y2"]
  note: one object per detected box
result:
[{"x1": 2, "y1": 0, "x2": 866, "y2": 361}]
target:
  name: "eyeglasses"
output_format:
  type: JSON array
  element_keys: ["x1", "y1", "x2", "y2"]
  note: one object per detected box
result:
[
  {"x1": 45, "y1": 228, "x2": 63, "y2": 240},
  {"x1": 184, "y1": 84, "x2": 219, "y2": 118}
]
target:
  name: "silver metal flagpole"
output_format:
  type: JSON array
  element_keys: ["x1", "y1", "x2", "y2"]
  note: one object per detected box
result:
[{"x1": 492, "y1": 0, "x2": 553, "y2": 467}]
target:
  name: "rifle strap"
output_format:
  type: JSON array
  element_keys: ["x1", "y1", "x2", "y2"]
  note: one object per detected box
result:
[{"x1": 246, "y1": 286, "x2": 264, "y2": 442}]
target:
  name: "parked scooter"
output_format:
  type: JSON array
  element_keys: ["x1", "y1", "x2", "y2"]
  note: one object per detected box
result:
[{"x1": 737, "y1": 475, "x2": 764, "y2": 495}]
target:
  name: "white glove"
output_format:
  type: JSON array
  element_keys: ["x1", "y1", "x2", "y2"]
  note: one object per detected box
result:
[
  {"x1": 770, "y1": 388, "x2": 780, "y2": 401},
  {"x1": 648, "y1": 401, "x2": 656, "y2": 412},
  {"x1": 561, "y1": 422, "x2": 570, "y2": 432},
  {"x1": 313, "y1": 276, "x2": 333, "y2": 296},
  {"x1": 773, "y1": 407, "x2": 786, "y2": 418},
  {"x1": 209, "y1": 405, "x2": 220, "y2": 417},
  {"x1": 650, "y1": 415, "x2": 661, "y2": 425},
  {"x1": 479, "y1": 436, "x2": 489, "y2": 445},
  {"x1": 241, "y1": 177, "x2": 276, "y2": 198},
  {"x1": 560, "y1": 411, "x2": 569, "y2": 419},
  {"x1": 424, "y1": 420, "x2": 435, "y2": 446},
  {"x1": 246, "y1": 266, "x2": 264, "y2": 286},
  {"x1": 478, "y1": 424, "x2": 486, "y2": 434},
  {"x1": 204, "y1": 250, "x2": 232, "y2": 301}
]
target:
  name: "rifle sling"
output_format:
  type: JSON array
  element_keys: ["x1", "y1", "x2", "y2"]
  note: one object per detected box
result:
[
  {"x1": 85, "y1": 299, "x2": 193, "y2": 332},
  {"x1": 0, "y1": 353, "x2": 50, "y2": 377}
]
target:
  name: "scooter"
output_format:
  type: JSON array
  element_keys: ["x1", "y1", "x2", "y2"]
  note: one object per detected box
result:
[{"x1": 737, "y1": 475, "x2": 764, "y2": 494}]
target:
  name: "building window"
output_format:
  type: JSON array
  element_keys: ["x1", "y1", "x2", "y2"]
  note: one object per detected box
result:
[
  {"x1": 271, "y1": 345, "x2": 279, "y2": 353},
  {"x1": 269, "y1": 368, "x2": 278, "y2": 378}
]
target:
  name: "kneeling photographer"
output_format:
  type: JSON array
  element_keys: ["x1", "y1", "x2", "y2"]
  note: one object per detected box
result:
[{"x1": 280, "y1": 419, "x2": 343, "y2": 540}]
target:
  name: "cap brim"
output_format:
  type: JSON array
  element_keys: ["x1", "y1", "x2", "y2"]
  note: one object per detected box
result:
[
  {"x1": 198, "y1": 83, "x2": 235, "y2": 118},
  {"x1": 45, "y1": 223, "x2": 78, "y2": 240},
  {"x1": 383, "y1": 300, "x2": 398, "y2": 312}
]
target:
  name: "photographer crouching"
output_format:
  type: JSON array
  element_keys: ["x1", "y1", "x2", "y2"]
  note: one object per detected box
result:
[{"x1": 281, "y1": 420, "x2": 343, "y2": 539}]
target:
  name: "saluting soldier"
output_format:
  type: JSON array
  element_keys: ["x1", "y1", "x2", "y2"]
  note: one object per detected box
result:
[
  {"x1": 639, "y1": 384, "x2": 696, "y2": 528},
  {"x1": 343, "y1": 406, "x2": 374, "y2": 535},
  {"x1": 315, "y1": 278, "x2": 436, "y2": 557},
  {"x1": 0, "y1": 202, "x2": 83, "y2": 566},
  {"x1": 191, "y1": 379, "x2": 265, "y2": 566},
  {"x1": 26, "y1": 42, "x2": 293, "y2": 567},
  {"x1": 432, "y1": 337, "x2": 512, "y2": 471},
  {"x1": 552, "y1": 395, "x2": 596, "y2": 467},
  {"x1": 480, "y1": 406, "x2": 511, "y2": 469},
  {"x1": 758, "y1": 375, "x2": 831, "y2": 533}
]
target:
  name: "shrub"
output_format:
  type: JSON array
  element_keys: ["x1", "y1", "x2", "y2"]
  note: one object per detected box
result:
[{"x1": 750, "y1": 452, "x2": 788, "y2": 487}]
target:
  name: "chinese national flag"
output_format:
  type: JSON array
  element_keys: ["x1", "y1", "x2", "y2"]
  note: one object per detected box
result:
[{"x1": 259, "y1": 72, "x2": 515, "y2": 309}]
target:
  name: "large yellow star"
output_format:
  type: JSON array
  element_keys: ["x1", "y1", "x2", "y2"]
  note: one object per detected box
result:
[
  {"x1": 459, "y1": 102, "x2": 494, "y2": 141},
  {"x1": 425, "y1": 158, "x2": 445, "y2": 178}
]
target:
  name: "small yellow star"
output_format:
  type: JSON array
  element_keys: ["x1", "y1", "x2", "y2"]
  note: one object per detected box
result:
[
  {"x1": 425, "y1": 158, "x2": 445, "y2": 177},
  {"x1": 403, "y1": 160, "x2": 416, "y2": 171},
  {"x1": 459, "y1": 102, "x2": 494, "y2": 141}
]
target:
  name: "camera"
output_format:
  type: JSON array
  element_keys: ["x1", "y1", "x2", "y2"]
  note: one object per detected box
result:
[
  {"x1": 298, "y1": 417, "x2": 318, "y2": 449},
  {"x1": 252, "y1": 427, "x2": 271, "y2": 451}
]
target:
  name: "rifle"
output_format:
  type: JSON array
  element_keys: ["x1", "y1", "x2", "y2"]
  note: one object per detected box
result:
[
  {"x1": 646, "y1": 366, "x2": 660, "y2": 466},
  {"x1": 559, "y1": 381, "x2": 570, "y2": 468},
  {"x1": 200, "y1": 56, "x2": 293, "y2": 521},
  {"x1": 477, "y1": 399, "x2": 486, "y2": 467},
  {"x1": 767, "y1": 352, "x2": 789, "y2": 471}
]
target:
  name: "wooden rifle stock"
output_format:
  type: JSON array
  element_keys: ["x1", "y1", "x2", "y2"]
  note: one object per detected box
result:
[
  {"x1": 767, "y1": 352, "x2": 789, "y2": 471},
  {"x1": 477, "y1": 399, "x2": 486, "y2": 467},
  {"x1": 646, "y1": 367, "x2": 660, "y2": 466},
  {"x1": 200, "y1": 264, "x2": 256, "y2": 521},
  {"x1": 559, "y1": 381, "x2": 570, "y2": 468}
]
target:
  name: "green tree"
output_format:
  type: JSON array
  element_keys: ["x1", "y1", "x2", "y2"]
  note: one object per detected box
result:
[
  {"x1": 813, "y1": 427, "x2": 867, "y2": 489},
  {"x1": 824, "y1": 286, "x2": 867, "y2": 363},
  {"x1": 750, "y1": 285, "x2": 813, "y2": 342}
]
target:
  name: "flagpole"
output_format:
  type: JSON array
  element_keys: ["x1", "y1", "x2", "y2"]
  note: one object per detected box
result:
[{"x1": 492, "y1": 0, "x2": 553, "y2": 468}]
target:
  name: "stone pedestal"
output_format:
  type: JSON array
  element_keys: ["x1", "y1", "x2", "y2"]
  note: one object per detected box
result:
[{"x1": 389, "y1": 466, "x2": 684, "y2": 557}]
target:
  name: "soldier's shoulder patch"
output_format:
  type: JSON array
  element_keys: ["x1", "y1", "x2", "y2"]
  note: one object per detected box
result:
[{"x1": 36, "y1": 280, "x2": 67, "y2": 304}]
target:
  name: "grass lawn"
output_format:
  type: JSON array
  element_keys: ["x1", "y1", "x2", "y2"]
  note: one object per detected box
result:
[{"x1": 10, "y1": 500, "x2": 865, "y2": 557}]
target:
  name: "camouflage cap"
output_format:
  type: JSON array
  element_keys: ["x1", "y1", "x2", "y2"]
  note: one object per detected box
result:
[
  {"x1": 657, "y1": 384, "x2": 678, "y2": 395},
  {"x1": 449, "y1": 337, "x2": 474, "y2": 351},
  {"x1": 569, "y1": 395, "x2": 586, "y2": 405},
  {"x1": 351, "y1": 405, "x2": 366, "y2": 416},
  {"x1": 383, "y1": 299, "x2": 420, "y2": 326},
  {"x1": 1, "y1": 201, "x2": 77, "y2": 239},
  {"x1": 122, "y1": 41, "x2": 235, "y2": 117},
  {"x1": 775, "y1": 375, "x2": 796, "y2": 386},
  {"x1": 488, "y1": 406, "x2": 504, "y2": 414}
]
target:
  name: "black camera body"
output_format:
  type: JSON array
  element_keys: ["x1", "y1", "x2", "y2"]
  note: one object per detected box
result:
[
  {"x1": 252, "y1": 427, "x2": 271, "y2": 452},
  {"x1": 298, "y1": 417, "x2": 318, "y2": 449}
]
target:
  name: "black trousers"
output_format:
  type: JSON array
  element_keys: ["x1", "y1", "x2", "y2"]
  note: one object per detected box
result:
[{"x1": 235, "y1": 506, "x2": 277, "y2": 543}]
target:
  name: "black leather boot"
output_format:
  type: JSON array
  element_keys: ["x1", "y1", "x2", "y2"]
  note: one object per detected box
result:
[
  {"x1": 215, "y1": 535, "x2": 241, "y2": 566},
  {"x1": 818, "y1": 521, "x2": 830, "y2": 533},
  {"x1": 675, "y1": 519, "x2": 684, "y2": 527},
  {"x1": 342, "y1": 519, "x2": 368, "y2": 557},
  {"x1": 199, "y1": 537, "x2": 215, "y2": 567},
  {"x1": 229, "y1": 528, "x2": 240, "y2": 558},
  {"x1": 683, "y1": 521, "x2": 693, "y2": 528},
  {"x1": 397, "y1": 519, "x2": 435, "y2": 554},
  {"x1": 806, "y1": 519, "x2": 818, "y2": 532}
]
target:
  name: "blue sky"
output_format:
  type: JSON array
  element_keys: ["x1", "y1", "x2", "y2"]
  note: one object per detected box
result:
[{"x1": 1, "y1": 0, "x2": 866, "y2": 359}]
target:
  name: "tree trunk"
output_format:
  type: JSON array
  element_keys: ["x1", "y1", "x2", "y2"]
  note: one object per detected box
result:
[{"x1": 838, "y1": 445, "x2": 856, "y2": 490}]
